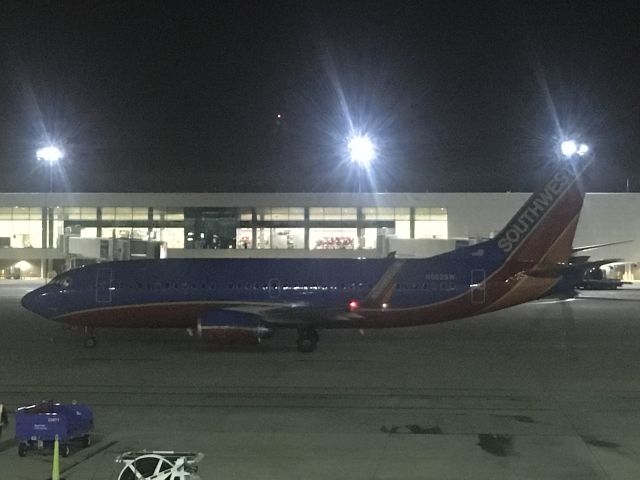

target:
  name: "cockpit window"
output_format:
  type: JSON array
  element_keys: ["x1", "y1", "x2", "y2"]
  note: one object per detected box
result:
[{"x1": 49, "y1": 276, "x2": 72, "y2": 288}]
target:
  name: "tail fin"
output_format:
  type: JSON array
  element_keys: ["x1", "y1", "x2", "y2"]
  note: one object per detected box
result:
[
  {"x1": 477, "y1": 155, "x2": 594, "y2": 313},
  {"x1": 493, "y1": 155, "x2": 593, "y2": 265}
]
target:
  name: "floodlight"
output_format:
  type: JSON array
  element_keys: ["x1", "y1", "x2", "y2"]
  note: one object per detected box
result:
[
  {"x1": 36, "y1": 146, "x2": 63, "y2": 163},
  {"x1": 560, "y1": 140, "x2": 578, "y2": 157},
  {"x1": 577, "y1": 144, "x2": 589, "y2": 156},
  {"x1": 560, "y1": 140, "x2": 590, "y2": 158},
  {"x1": 348, "y1": 135, "x2": 375, "y2": 167}
]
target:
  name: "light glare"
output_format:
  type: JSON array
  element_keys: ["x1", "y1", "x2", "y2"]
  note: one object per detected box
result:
[
  {"x1": 577, "y1": 144, "x2": 589, "y2": 156},
  {"x1": 560, "y1": 140, "x2": 577, "y2": 157},
  {"x1": 348, "y1": 135, "x2": 375, "y2": 166},
  {"x1": 36, "y1": 146, "x2": 63, "y2": 163},
  {"x1": 560, "y1": 140, "x2": 590, "y2": 158}
]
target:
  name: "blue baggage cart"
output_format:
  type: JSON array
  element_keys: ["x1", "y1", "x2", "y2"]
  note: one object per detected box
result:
[{"x1": 15, "y1": 401, "x2": 94, "y2": 457}]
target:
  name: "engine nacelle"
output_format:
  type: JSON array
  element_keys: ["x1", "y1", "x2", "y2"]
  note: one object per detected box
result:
[{"x1": 196, "y1": 310, "x2": 273, "y2": 345}]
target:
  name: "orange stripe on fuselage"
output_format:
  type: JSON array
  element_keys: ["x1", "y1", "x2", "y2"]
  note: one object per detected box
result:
[{"x1": 479, "y1": 213, "x2": 580, "y2": 313}]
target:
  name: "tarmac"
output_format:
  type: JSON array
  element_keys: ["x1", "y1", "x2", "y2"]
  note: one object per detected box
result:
[{"x1": 1, "y1": 279, "x2": 640, "y2": 479}]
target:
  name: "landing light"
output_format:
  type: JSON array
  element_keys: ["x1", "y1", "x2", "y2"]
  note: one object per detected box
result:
[{"x1": 348, "y1": 300, "x2": 359, "y2": 312}]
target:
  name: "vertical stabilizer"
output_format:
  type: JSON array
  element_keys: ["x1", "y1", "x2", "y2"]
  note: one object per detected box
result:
[
  {"x1": 493, "y1": 156, "x2": 592, "y2": 265},
  {"x1": 480, "y1": 154, "x2": 594, "y2": 312}
]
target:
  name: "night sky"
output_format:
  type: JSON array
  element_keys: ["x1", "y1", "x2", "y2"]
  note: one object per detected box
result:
[{"x1": 0, "y1": 1, "x2": 638, "y2": 193}]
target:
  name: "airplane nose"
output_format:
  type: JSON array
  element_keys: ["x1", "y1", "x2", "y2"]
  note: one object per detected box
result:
[
  {"x1": 21, "y1": 288, "x2": 46, "y2": 317},
  {"x1": 21, "y1": 289, "x2": 36, "y2": 312}
]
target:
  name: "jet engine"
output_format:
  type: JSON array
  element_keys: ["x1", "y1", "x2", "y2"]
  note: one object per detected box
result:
[{"x1": 196, "y1": 310, "x2": 273, "y2": 345}]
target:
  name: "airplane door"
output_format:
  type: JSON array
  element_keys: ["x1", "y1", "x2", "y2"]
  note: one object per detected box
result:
[
  {"x1": 268, "y1": 278, "x2": 281, "y2": 298},
  {"x1": 96, "y1": 268, "x2": 112, "y2": 303},
  {"x1": 471, "y1": 269, "x2": 485, "y2": 304}
]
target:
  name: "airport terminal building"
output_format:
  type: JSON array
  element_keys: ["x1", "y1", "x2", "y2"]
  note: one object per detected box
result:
[{"x1": 0, "y1": 191, "x2": 638, "y2": 280}]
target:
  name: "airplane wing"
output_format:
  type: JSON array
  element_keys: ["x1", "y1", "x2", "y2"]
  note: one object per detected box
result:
[
  {"x1": 225, "y1": 303, "x2": 343, "y2": 325},
  {"x1": 361, "y1": 254, "x2": 404, "y2": 307},
  {"x1": 223, "y1": 253, "x2": 406, "y2": 327},
  {"x1": 527, "y1": 258, "x2": 621, "y2": 278},
  {"x1": 533, "y1": 258, "x2": 622, "y2": 298}
]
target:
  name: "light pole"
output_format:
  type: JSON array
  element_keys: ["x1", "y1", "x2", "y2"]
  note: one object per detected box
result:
[{"x1": 36, "y1": 146, "x2": 63, "y2": 278}]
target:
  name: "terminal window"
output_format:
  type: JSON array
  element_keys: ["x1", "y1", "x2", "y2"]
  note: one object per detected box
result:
[
  {"x1": 0, "y1": 207, "x2": 43, "y2": 248},
  {"x1": 309, "y1": 208, "x2": 357, "y2": 221},
  {"x1": 415, "y1": 207, "x2": 448, "y2": 239}
]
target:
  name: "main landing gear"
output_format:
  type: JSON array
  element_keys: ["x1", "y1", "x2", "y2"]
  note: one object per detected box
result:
[
  {"x1": 83, "y1": 327, "x2": 97, "y2": 348},
  {"x1": 296, "y1": 328, "x2": 319, "y2": 353}
]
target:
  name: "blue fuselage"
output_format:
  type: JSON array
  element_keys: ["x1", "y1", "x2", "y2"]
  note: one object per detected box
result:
[{"x1": 22, "y1": 242, "x2": 510, "y2": 329}]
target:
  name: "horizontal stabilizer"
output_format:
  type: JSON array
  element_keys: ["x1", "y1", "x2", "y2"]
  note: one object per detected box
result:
[
  {"x1": 572, "y1": 240, "x2": 633, "y2": 254},
  {"x1": 528, "y1": 258, "x2": 621, "y2": 278}
]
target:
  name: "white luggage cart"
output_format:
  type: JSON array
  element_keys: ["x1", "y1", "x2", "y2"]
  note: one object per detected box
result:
[{"x1": 115, "y1": 450, "x2": 204, "y2": 480}]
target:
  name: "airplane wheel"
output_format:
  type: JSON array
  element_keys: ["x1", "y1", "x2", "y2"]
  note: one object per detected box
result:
[
  {"x1": 82, "y1": 434, "x2": 91, "y2": 448},
  {"x1": 18, "y1": 442, "x2": 28, "y2": 457},
  {"x1": 84, "y1": 336, "x2": 97, "y2": 348}
]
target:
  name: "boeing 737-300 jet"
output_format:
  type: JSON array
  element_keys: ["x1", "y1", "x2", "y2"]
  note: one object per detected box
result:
[{"x1": 22, "y1": 151, "x2": 593, "y2": 352}]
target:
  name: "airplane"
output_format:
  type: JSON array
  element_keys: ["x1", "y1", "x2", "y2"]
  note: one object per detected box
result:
[{"x1": 22, "y1": 151, "x2": 593, "y2": 352}]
